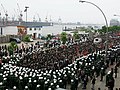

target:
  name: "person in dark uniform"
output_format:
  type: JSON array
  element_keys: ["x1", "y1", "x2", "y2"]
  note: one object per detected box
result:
[
  {"x1": 82, "y1": 75, "x2": 87, "y2": 89},
  {"x1": 24, "y1": 86, "x2": 29, "y2": 90},
  {"x1": 100, "y1": 68, "x2": 104, "y2": 81},
  {"x1": 13, "y1": 86, "x2": 17, "y2": 90},
  {"x1": 106, "y1": 71, "x2": 111, "y2": 87},
  {"x1": 114, "y1": 65, "x2": 118, "y2": 78},
  {"x1": 107, "y1": 76, "x2": 115, "y2": 90},
  {"x1": 0, "y1": 82, "x2": 4, "y2": 90},
  {"x1": 74, "y1": 77, "x2": 78, "y2": 90},
  {"x1": 91, "y1": 76, "x2": 96, "y2": 90},
  {"x1": 36, "y1": 85, "x2": 41, "y2": 90},
  {"x1": 110, "y1": 68, "x2": 114, "y2": 77},
  {"x1": 62, "y1": 75, "x2": 67, "y2": 89},
  {"x1": 106, "y1": 59, "x2": 109, "y2": 68},
  {"x1": 44, "y1": 81, "x2": 49, "y2": 90},
  {"x1": 70, "y1": 79, "x2": 75, "y2": 90},
  {"x1": 58, "y1": 80, "x2": 64, "y2": 88},
  {"x1": 98, "y1": 88, "x2": 101, "y2": 90}
]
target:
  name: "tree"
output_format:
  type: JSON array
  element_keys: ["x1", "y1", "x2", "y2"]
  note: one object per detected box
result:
[
  {"x1": 8, "y1": 42, "x2": 18, "y2": 55},
  {"x1": 98, "y1": 25, "x2": 120, "y2": 34},
  {"x1": 98, "y1": 26, "x2": 107, "y2": 34},
  {"x1": 108, "y1": 26, "x2": 120, "y2": 33},
  {"x1": 23, "y1": 35, "x2": 30, "y2": 42},
  {"x1": 46, "y1": 34, "x2": 52, "y2": 40},
  {"x1": 73, "y1": 32, "x2": 79, "y2": 40},
  {"x1": 60, "y1": 32, "x2": 67, "y2": 44}
]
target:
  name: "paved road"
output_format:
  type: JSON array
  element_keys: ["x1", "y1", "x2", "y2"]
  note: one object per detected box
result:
[
  {"x1": 77, "y1": 64, "x2": 120, "y2": 90},
  {"x1": 0, "y1": 39, "x2": 41, "y2": 48}
]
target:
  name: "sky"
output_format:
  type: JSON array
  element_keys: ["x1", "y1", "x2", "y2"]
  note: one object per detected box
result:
[{"x1": 0, "y1": 0, "x2": 120, "y2": 25}]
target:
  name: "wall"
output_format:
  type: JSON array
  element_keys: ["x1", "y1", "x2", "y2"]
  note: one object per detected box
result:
[
  {"x1": 27, "y1": 27, "x2": 42, "y2": 38},
  {"x1": 3, "y1": 26, "x2": 18, "y2": 35},
  {"x1": 0, "y1": 35, "x2": 23, "y2": 43}
]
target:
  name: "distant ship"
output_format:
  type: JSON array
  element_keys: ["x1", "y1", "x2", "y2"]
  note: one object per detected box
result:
[
  {"x1": 0, "y1": 19, "x2": 53, "y2": 27},
  {"x1": 62, "y1": 26, "x2": 76, "y2": 31}
]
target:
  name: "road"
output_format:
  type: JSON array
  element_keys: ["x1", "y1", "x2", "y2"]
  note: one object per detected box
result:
[
  {"x1": 0, "y1": 39, "x2": 41, "y2": 48},
  {"x1": 78, "y1": 64, "x2": 120, "y2": 90}
]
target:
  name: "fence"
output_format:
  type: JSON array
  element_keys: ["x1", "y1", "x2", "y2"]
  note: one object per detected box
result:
[{"x1": 0, "y1": 35, "x2": 23, "y2": 43}]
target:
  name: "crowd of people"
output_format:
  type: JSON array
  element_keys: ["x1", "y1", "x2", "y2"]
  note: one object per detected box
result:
[{"x1": 0, "y1": 35, "x2": 120, "y2": 90}]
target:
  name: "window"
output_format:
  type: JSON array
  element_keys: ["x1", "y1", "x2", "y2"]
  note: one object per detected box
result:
[
  {"x1": 30, "y1": 28, "x2": 32, "y2": 30},
  {"x1": 18, "y1": 29, "x2": 20, "y2": 32},
  {"x1": 39, "y1": 28, "x2": 41, "y2": 30}
]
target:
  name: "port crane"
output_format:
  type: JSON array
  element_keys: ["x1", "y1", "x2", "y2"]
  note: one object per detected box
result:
[
  {"x1": 49, "y1": 15, "x2": 52, "y2": 22},
  {"x1": 37, "y1": 13, "x2": 41, "y2": 22},
  {"x1": 13, "y1": 9, "x2": 20, "y2": 21},
  {"x1": 1, "y1": 4, "x2": 8, "y2": 24},
  {"x1": 17, "y1": 3, "x2": 23, "y2": 21}
]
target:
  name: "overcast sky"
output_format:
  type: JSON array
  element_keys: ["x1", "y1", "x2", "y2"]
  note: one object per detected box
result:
[{"x1": 0, "y1": 0, "x2": 120, "y2": 24}]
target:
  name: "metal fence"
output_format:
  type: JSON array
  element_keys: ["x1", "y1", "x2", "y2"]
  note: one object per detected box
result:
[{"x1": 0, "y1": 35, "x2": 23, "y2": 43}]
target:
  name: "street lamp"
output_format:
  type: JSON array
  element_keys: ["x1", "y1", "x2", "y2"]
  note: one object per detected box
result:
[
  {"x1": 114, "y1": 14, "x2": 120, "y2": 17},
  {"x1": 24, "y1": 6, "x2": 29, "y2": 23},
  {"x1": 79, "y1": 0, "x2": 109, "y2": 60}
]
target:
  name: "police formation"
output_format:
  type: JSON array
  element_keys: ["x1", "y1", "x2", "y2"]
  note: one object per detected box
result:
[{"x1": 0, "y1": 39, "x2": 120, "y2": 90}]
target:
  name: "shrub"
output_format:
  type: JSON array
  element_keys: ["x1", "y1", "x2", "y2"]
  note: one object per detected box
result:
[{"x1": 23, "y1": 35, "x2": 30, "y2": 42}]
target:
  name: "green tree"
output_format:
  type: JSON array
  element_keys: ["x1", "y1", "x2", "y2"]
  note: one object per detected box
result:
[
  {"x1": 73, "y1": 32, "x2": 79, "y2": 40},
  {"x1": 8, "y1": 42, "x2": 18, "y2": 55},
  {"x1": 98, "y1": 25, "x2": 120, "y2": 34},
  {"x1": 60, "y1": 32, "x2": 67, "y2": 44},
  {"x1": 109, "y1": 26, "x2": 120, "y2": 33},
  {"x1": 98, "y1": 26, "x2": 107, "y2": 34},
  {"x1": 23, "y1": 35, "x2": 30, "y2": 42},
  {"x1": 46, "y1": 34, "x2": 52, "y2": 40}
]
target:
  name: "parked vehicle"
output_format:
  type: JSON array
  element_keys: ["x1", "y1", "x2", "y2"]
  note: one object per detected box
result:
[
  {"x1": 10, "y1": 38, "x2": 21, "y2": 43},
  {"x1": 29, "y1": 38, "x2": 34, "y2": 42}
]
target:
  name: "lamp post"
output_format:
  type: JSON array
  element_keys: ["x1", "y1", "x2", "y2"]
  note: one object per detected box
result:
[
  {"x1": 114, "y1": 14, "x2": 120, "y2": 17},
  {"x1": 79, "y1": 0, "x2": 109, "y2": 60},
  {"x1": 24, "y1": 6, "x2": 29, "y2": 23},
  {"x1": 113, "y1": 14, "x2": 120, "y2": 26}
]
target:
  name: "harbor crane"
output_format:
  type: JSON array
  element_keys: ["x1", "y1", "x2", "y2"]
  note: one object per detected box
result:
[
  {"x1": 13, "y1": 9, "x2": 19, "y2": 21},
  {"x1": 1, "y1": 4, "x2": 8, "y2": 24},
  {"x1": 17, "y1": 3, "x2": 23, "y2": 21},
  {"x1": 37, "y1": 13, "x2": 41, "y2": 22},
  {"x1": 45, "y1": 16, "x2": 48, "y2": 22},
  {"x1": 49, "y1": 15, "x2": 52, "y2": 22}
]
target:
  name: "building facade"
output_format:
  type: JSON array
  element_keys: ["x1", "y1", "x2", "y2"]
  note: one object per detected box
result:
[
  {"x1": 110, "y1": 19, "x2": 120, "y2": 26},
  {"x1": 0, "y1": 25, "x2": 26, "y2": 36},
  {"x1": 27, "y1": 26, "x2": 42, "y2": 39}
]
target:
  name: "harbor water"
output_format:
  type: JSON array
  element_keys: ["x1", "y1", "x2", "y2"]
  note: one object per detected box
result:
[
  {"x1": 41, "y1": 24, "x2": 83, "y2": 36},
  {"x1": 41, "y1": 24, "x2": 102, "y2": 36}
]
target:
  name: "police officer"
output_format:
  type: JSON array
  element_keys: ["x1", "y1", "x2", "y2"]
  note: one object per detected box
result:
[
  {"x1": 24, "y1": 86, "x2": 29, "y2": 90},
  {"x1": 82, "y1": 75, "x2": 87, "y2": 89},
  {"x1": 114, "y1": 65, "x2": 118, "y2": 78},
  {"x1": 91, "y1": 76, "x2": 96, "y2": 90},
  {"x1": 107, "y1": 76, "x2": 115, "y2": 90},
  {"x1": 100, "y1": 68, "x2": 104, "y2": 81},
  {"x1": 70, "y1": 79, "x2": 75, "y2": 90},
  {"x1": 36, "y1": 85, "x2": 41, "y2": 90}
]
